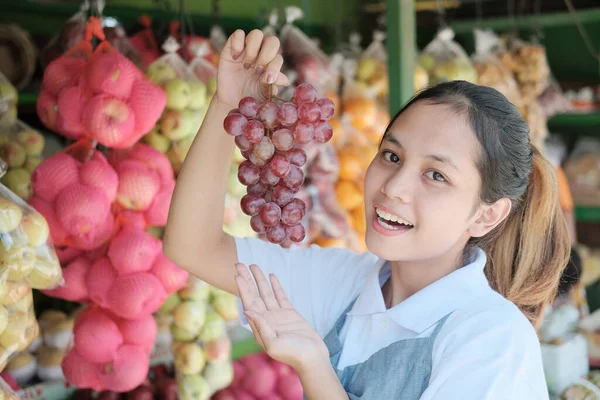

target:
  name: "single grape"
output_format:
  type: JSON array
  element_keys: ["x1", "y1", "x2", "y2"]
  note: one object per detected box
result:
[
  {"x1": 260, "y1": 166, "x2": 280, "y2": 186},
  {"x1": 240, "y1": 194, "x2": 266, "y2": 216},
  {"x1": 285, "y1": 148, "x2": 307, "y2": 167},
  {"x1": 247, "y1": 182, "x2": 269, "y2": 197},
  {"x1": 313, "y1": 120, "x2": 334, "y2": 143},
  {"x1": 250, "y1": 215, "x2": 267, "y2": 233},
  {"x1": 228, "y1": 108, "x2": 240, "y2": 115},
  {"x1": 264, "y1": 190, "x2": 273, "y2": 203},
  {"x1": 286, "y1": 224, "x2": 306, "y2": 243},
  {"x1": 269, "y1": 155, "x2": 291, "y2": 178},
  {"x1": 272, "y1": 184, "x2": 295, "y2": 208},
  {"x1": 243, "y1": 120, "x2": 265, "y2": 143},
  {"x1": 277, "y1": 102, "x2": 299, "y2": 126},
  {"x1": 316, "y1": 98, "x2": 335, "y2": 120},
  {"x1": 238, "y1": 97, "x2": 259, "y2": 119},
  {"x1": 298, "y1": 102, "x2": 321, "y2": 123},
  {"x1": 253, "y1": 136, "x2": 275, "y2": 161},
  {"x1": 266, "y1": 224, "x2": 287, "y2": 244},
  {"x1": 283, "y1": 165, "x2": 304, "y2": 190},
  {"x1": 258, "y1": 101, "x2": 279, "y2": 129},
  {"x1": 249, "y1": 152, "x2": 267, "y2": 167},
  {"x1": 293, "y1": 122, "x2": 314, "y2": 145},
  {"x1": 281, "y1": 201, "x2": 304, "y2": 226},
  {"x1": 259, "y1": 202, "x2": 282, "y2": 227},
  {"x1": 272, "y1": 129, "x2": 294, "y2": 151},
  {"x1": 237, "y1": 160, "x2": 261, "y2": 186},
  {"x1": 241, "y1": 150, "x2": 251, "y2": 159},
  {"x1": 291, "y1": 198, "x2": 307, "y2": 213},
  {"x1": 235, "y1": 135, "x2": 252, "y2": 152},
  {"x1": 292, "y1": 83, "x2": 317, "y2": 104},
  {"x1": 223, "y1": 113, "x2": 248, "y2": 136}
]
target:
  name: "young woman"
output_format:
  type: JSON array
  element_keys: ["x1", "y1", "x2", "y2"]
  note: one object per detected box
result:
[{"x1": 164, "y1": 30, "x2": 571, "y2": 399}]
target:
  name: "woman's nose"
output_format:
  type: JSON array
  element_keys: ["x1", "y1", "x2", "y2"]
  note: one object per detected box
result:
[{"x1": 380, "y1": 167, "x2": 414, "y2": 204}]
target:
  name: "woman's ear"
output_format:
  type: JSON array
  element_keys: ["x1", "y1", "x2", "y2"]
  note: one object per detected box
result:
[{"x1": 468, "y1": 198, "x2": 512, "y2": 238}]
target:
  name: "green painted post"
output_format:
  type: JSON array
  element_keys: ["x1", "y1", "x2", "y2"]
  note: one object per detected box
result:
[{"x1": 386, "y1": 0, "x2": 416, "y2": 114}]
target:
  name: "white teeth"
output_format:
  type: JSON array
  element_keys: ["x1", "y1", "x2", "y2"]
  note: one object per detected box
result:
[{"x1": 376, "y1": 208, "x2": 413, "y2": 226}]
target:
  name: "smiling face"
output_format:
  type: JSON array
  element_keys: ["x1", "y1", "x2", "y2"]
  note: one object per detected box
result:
[{"x1": 364, "y1": 101, "x2": 485, "y2": 263}]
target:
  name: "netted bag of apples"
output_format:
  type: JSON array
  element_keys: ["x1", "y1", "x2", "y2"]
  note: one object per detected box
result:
[
  {"x1": 162, "y1": 277, "x2": 239, "y2": 400},
  {"x1": 142, "y1": 36, "x2": 209, "y2": 175},
  {"x1": 0, "y1": 158, "x2": 63, "y2": 371},
  {"x1": 0, "y1": 72, "x2": 18, "y2": 125},
  {"x1": 0, "y1": 119, "x2": 47, "y2": 201}
]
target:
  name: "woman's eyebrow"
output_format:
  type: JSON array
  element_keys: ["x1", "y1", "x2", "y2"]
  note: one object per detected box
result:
[{"x1": 383, "y1": 134, "x2": 460, "y2": 172}]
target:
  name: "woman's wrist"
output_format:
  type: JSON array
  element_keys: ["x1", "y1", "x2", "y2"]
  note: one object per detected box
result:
[{"x1": 299, "y1": 359, "x2": 348, "y2": 400}]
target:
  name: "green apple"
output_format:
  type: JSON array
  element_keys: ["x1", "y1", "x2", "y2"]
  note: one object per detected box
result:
[
  {"x1": 179, "y1": 278, "x2": 211, "y2": 301},
  {"x1": 173, "y1": 300, "x2": 207, "y2": 335},
  {"x1": 0, "y1": 143, "x2": 26, "y2": 168},
  {"x1": 147, "y1": 61, "x2": 178, "y2": 87},
  {"x1": 160, "y1": 111, "x2": 196, "y2": 140},
  {"x1": 177, "y1": 374, "x2": 211, "y2": 400},
  {"x1": 187, "y1": 81, "x2": 207, "y2": 110},
  {"x1": 203, "y1": 361, "x2": 234, "y2": 393},
  {"x1": 198, "y1": 311, "x2": 226, "y2": 342},
  {"x1": 1, "y1": 168, "x2": 31, "y2": 200},
  {"x1": 174, "y1": 342, "x2": 206, "y2": 374},
  {"x1": 159, "y1": 293, "x2": 181, "y2": 314},
  {"x1": 0, "y1": 82, "x2": 17, "y2": 103},
  {"x1": 24, "y1": 156, "x2": 42, "y2": 174},
  {"x1": 171, "y1": 325, "x2": 197, "y2": 342},
  {"x1": 165, "y1": 79, "x2": 192, "y2": 111},
  {"x1": 143, "y1": 128, "x2": 171, "y2": 153},
  {"x1": 16, "y1": 130, "x2": 45, "y2": 156}
]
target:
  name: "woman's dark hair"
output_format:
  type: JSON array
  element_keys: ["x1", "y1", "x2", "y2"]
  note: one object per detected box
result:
[{"x1": 384, "y1": 81, "x2": 571, "y2": 327}]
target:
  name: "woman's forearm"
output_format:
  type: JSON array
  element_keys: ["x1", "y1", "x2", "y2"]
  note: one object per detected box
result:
[{"x1": 300, "y1": 362, "x2": 349, "y2": 400}]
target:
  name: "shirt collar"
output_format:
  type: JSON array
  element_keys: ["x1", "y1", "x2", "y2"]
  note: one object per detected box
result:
[{"x1": 348, "y1": 249, "x2": 490, "y2": 334}]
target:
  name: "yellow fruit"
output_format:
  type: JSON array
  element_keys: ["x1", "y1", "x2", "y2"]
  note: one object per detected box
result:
[
  {"x1": 143, "y1": 129, "x2": 171, "y2": 154},
  {"x1": 2, "y1": 281, "x2": 29, "y2": 306},
  {"x1": 351, "y1": 207, "x2": 367, "y2": 235},
  {"x1": 1, "y1": 168, "x2": 32, "y2": 200},
  {"x1": 0, "y1": 143, "x2": 26, "y2": 168},
  {"x1": 0, "y1": 307, "x2": 8, "y2": 335},
  {"x1": 171, "y1": 325, "x2": 197, "y2": 342},
  {"x1": 23, "y1": 155, "x2": 43, "y2": 173},
  {"x1": 336, "y1": 181, "x2": 364, "y2": 211},
  {"x1": 16, "y1": 130, "x2": 45, "y2": 156},
  {"x1": 26, "y1": 257, "x2": 63, "y2": 289},
  {"x1": 173, "y1": 300, "x2": 206, "y2": 335},
  {"x1": 179, "y1": 279, "x2": 211, "y2": 301},
  {"x1": 20, "y1": 212, "x2": 50, "y2": 247},
  {"x1": 0, "y1": 244, "x2": 36, "y2": 281},
  {"x1": 174, "y1": 342, "x2": 206, "y2": 374},
  {"x1": 0, "y1": 311, "x2": 30, "y2": 351},
  {"x1": 6, "y1": 289, "x2": 33, "y2": 313},
  {"x1": 0, "y1": 199, "x2": 23, "y2": 233}
]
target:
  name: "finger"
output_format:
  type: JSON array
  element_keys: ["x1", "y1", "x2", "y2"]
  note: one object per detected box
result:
[
  {"x1": 250, "y1": 264, "x2": 279, "y2": 311},
  {"x1": 255, "y1": 36, "x2": 280, "y2": 75},
  {"x1": 246, "y1": 315, "x2": 265, "y2": 348},
  {"x1": 235, "y1": 265, "x2": 266, "y2": 313},
  {"x1": 246, "y1": 311, "x2": 278, "y2": 348},
  {"x1": 242, "y1": 30, "x2": 264, "y2": 69},
  {"x1": 270, "y1": 274, "x2": 293, "y2": 309},
  {"x1": 261, "y1": 54, "x2": 284, "y2": 85},
  {"x1": 274, "y1": 72, "x2": 290, "y2": 86},
  {"x1": 223, "y1": 29, "x2": 245, "y2": 61}
]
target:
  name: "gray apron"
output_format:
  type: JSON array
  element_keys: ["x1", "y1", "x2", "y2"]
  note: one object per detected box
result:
[{"x1": 307, "y1": 298, "x2": 450, "y2": 399}]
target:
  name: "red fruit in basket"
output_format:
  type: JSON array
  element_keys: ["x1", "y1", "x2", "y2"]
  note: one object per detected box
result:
[
  {"x1": 62, "y1": 349, "x2": 104, "y2": 392},
  {"x1": 270, "y1": 360, "x2": 294, "y2": 376},
  {"x1": 36, "y1": 91, "x2": 59, "y2": 131},
  {"x1": 116, "y1": 161, "x2": 161, "y2": 211},
  {"x1": 231, "y1": 361, "x2": 247, "y2": 388},
  {"x1": 74, "y1": 309, "x2": 123, "y2": 363},
  {"x1": 43, "y1": 57, "x2": 86, "y2": 96},
  {"x1": 313, "y1": 120, "x2": 333, "y2": 143},
  {"x1": 87, "y1": 52, "x2": 140, "y2": 99},
  {"x1": 32, "y1": 153, "x2": 80, "y2": 203},
  {"x1": 99, "y1": 344, "x2": 150, "y2": 393},
  {"x1": 107, "y1": 273, "x2": 167, "y2": 319},
  {"x1": 83, "y1": 95, "x2": 136, "y2": 147},
  {"x1": 224, "y1": 113, "x2": 248, "y2": 137},
  {"x1": 108, "y1": 228, "x2": 162, "y2": 274},
  {"x1": 298, "y1": 102, "x2": 321, "y2": 123},
  {"x1": 28, "y1": 197, "x2": 69, "y2": 245},
  {"x1": 117, "y1": 314, "x2": 157, "y2": 354},
  {"x1": 277, "y1": 372, "x2": 303, "y2": 399},
  {"x1": 150, "y1": 252, "x2": 189, "y2": 294},
  {"x1": 56, "y1": 85, "x2": 87, "y2": 137},
  {"x1": 128, "y1": 79, "x2": 167, "y2": 134},
  {"x1": 71, "y1": 213, "x2": 115, "y2": 251},
  {"x1": 238, "y1": 97, "x2": 259, "y2": 119},
  {"x1": 86, "y1": 257, "x2": 117, "y2": 307},
  {"x1": 292, "y1": 83, "x2": 317, "y2": 104},
  {"x1": 43, "y1": 257, "x2": 90, "y2": 301},
  {"x1": 276, "y1": 102, "x2": 298, "y2": 126},
  {"x1": 128, "y1": 144, "x2": 175, "y2": 185},
  {"x1": 241, "y1": 362, "x2": 277, "y2": 397}
]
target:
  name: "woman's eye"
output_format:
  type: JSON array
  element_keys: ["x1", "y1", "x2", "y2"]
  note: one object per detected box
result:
[
  {"x1": 382, "y1": 151, "x2": 400, "y2": 164},
  {"x1": 425, "y1": 170, "x2": 447, "y2": 182}
]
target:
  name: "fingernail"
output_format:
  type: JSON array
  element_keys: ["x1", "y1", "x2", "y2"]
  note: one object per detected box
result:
[
  {"x1": 266, "y1": 72, "x2": 276, "y2": 84},
  {"x1": 243, "y1": 62, "x2": 251, "y2": 70},
  {"x1": 255, "y1": 65, "x2": 265, "y2": 74}
]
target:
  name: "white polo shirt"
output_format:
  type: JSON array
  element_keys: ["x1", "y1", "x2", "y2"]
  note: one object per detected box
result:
[{"x1": 235, "y1": 237, "x2": 549, "y2": 400}]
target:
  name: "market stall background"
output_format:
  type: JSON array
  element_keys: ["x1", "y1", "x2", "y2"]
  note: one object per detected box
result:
[{"x1": 0, "y1": 0, "x2": 598, "y2": 399}]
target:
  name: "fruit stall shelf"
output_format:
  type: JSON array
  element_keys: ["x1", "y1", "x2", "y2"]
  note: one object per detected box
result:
[
  {"x1": 548, "y1": 112, "x2": 600, "y2": 139},
  {"x1": 576, "y1": 206, "x2": 600, "y2": 223}
]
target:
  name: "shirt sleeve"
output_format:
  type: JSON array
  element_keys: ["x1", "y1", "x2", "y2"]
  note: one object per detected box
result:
[
  {"x1": 234, "y1": 236, "x2": 378, "y2": 338},
  {"x1": 420, "y1": 303, "x2": 549, "y2": 400}
]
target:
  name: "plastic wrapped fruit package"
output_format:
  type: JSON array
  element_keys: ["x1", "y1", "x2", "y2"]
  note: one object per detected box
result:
[
  {"x1": 472, "y1": 29, "x2": 524, "y2": 114},
  {"x1": 564, "y1": 138, "x2": 600, "y2": 207},
  {"x1": 419, "y1": 27, "x2": 477, "y2": 85},
  {"x1": 500, "y1": 37, "x2": 550, "y2": 103},
  {"x1": 166, "y1": 277, "x2": 237, "y2": 399},
  {"x1": 38, "y1": 17, "x2": 166, "y2": 147},
  {"x1": 521, "y1": 100, "x2": 549, "y2": 151},
  {"x1": 142, "y1": 37, "x2": 207, "y2": 174},
  {"x1": 107, "y1": 142, "x2": 176, "y2": 228},
  {"x1": 0, "y1": 119, "x2": 46, "y2": 201},
  {"x1": 0, "y1": 376, "x2": 19, "y2": 400},
  {"x1": 0, "y1": 72, "x2": 18, "y2": 125},
  {"x1": 280, "y1": 6, "x2": 332, "y2": 93},
  {"x1": 356, "y1": 31, "x2": 389, "y2": 104}
]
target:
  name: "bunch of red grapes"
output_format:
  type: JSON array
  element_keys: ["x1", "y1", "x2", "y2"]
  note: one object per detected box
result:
[{"x1": 223, "y1": 83, "x2": 335, "y2": 244}]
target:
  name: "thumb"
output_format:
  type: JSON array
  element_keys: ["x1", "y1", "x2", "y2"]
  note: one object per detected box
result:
[
  {"x1": 222, "y1": 30, "x2": 245, "y2": 62},
  {"x1": 245, "y1": 311, "x2": 277, "y2": 348}
]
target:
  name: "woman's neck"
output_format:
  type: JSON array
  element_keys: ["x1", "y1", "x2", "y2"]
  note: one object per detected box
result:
[{"x1": 384, "y1": 244, "x2": 467, "y2": 309}]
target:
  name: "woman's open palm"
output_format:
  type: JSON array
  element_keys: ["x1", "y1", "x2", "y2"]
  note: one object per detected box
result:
[
  {"x1": 235, "y1": 263, "x2": 329, "y2": 374},
  {"x1": 217, "y1": 30, "x2": 289, "y2": 109}
]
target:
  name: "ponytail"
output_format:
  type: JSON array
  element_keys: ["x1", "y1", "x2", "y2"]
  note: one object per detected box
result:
[{"x1": 481, "y1": 148, "x2": 571, "y2": 327}]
